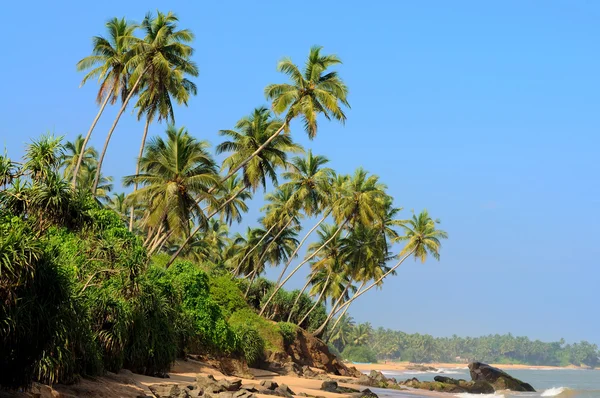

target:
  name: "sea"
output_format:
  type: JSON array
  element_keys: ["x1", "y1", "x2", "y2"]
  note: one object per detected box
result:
[{"x1": 363, "y1": 367, "x2": 600, "y2": 398}]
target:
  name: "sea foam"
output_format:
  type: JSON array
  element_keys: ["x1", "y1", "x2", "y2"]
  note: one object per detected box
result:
[{"x1": 541, "y1": 387, "x2": 568, "y2": 397}]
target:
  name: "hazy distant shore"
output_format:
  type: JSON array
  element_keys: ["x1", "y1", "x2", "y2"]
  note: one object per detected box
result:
[{"x1": 351, "y1": 361, "x2": 591, "y2": 372}]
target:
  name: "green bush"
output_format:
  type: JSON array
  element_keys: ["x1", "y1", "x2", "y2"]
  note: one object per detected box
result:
[
  {"x1": 208, "y1": 275, "x2": 248, "y2": 318},
  {"x1": 229, "y1": 308, "x2": 283, "y2": 353},
  {"x1": 278, "y1": 322, "x2": 298, "y2": 346},
  {"x1": 341, "y1": 345, "x2": 377, "y2": 363},
  {"x1": 232, "y1": 324, "x2": 265, "y2": 366}
]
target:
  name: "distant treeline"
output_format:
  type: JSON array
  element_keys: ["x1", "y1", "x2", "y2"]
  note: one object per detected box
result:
[{"x1": 328, "y1": 318, "x2": 600, "y2": 368}]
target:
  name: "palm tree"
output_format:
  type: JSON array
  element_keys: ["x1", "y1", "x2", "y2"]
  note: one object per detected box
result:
[
  {"x1": 78, "y1": 163, "x2": 113, "y2": 202},
  {"x1": 123, "y1": 125, "x2": 219, "y2": 250},
  {"x1": 186, "y1": 219, "x2": 230, "y2": 265},
  {"x1": 349, "y1": 322, "x2": 373, "y2": 346},
  {"x1": 165, "y1": 107, "x2": 302, "y2": 267},
  {"x1": 61, "y1": 135, "x2": 98, "y2": 182},
  {"x1": 92, "y1": 11, "x2": 197, "y2": 194},
  {"x1": 288, "y1": 223, "x2": 343, "y2": 322},
  {"x1": 328, "y1": 314, "x2": 355, "y2": 352},
  {"x1": 128, "y1": 11, "x2": 199, "y2": 230},
  {"x1": 330, "y1": 210, "x2": 448, "y2": 318},
  {"x1": 0, "y1": 151, "x2": 18, "y2": 189},
  {"x1": 107, "y1": 192, "x2": 128, "y2": 220},
  {"x1": 219, "y1": 46, "x2": 349, "y2": 185},
  {"x1": 260, "y1": 168, "x2": 387, "y2": 316},
  {"x1": 74, "y1": 17, "x2": 137, "y2": 189},
  {"x1": 209, "y1": 174, "x2": 252, "y2": 226}
]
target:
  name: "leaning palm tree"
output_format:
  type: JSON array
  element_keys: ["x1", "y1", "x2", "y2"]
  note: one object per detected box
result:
[
  {"x1": 62, "y1": 134, "x2": 98, "y2": 183},
  {"x1": 329, "y1": 210, "x2": 448, "y2": 318},
  {"x1": 219, "y1": 46, "x2": 349, "y2": 185},
  {"x1": 260, "y1": 168, "x2": 387, "y2": 316},
  {"x1": 209, "y1": 174, "x2": 252, "y2": 226},
  {"x1": 165, "y1": 107, "x2": 302, "y2": 267},
  {"x1": 92, "y1": 11, "x2": 197, "y2": 194},
  {"x1": 78, "y1": 163, "x2": 113, "y2": 202},
  {"x1": 123, "y1": 125, "x2": 219, "y2": 251},
  {"x1": 74, "y1": 17, "x2": 137, "y2": 189},
  {"x1": 127, "y1": 12, "x2": 199, "y2": 230}
]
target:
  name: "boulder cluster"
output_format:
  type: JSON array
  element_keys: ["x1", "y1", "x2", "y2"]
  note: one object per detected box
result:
[{"x1": 149, "y1": 376, "x2": 298, "y2": 398}]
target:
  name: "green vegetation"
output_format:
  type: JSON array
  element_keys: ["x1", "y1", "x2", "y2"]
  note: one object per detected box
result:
[
  {"x1": 0, "y1": 9, "x2": 449, "y2": 390},
  {"x1": 327, "y1": 317, "x2": 600, "y2": 368}
]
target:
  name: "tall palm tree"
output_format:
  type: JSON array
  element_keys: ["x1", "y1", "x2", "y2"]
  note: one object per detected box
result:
[
  {"x1": 78, "y1": 163, "x2": 113, "y2": 202},
  {"x1": 330, "y1": 210, "x2": 448, "y2": 317},
  {"x1": 209, "y1": 174, "x2": 252, "y2": 226},
  {"x1": 349, "y1": 322, "x2": 373, "y2": 346},
  {"x1": 123, "y1": 125, "x2": 219, "y2": 247},
  {"x1": 93, "y1": 11, "x2": 197, "y2": 194},
  {"x1": 165, "y1": 107, "x2": 302, "y2": 267},
  {"x1": 328, "y1": 314, "x2": 355, "y2": 352},
  {"x1": 61, "y1": 134, "x2": 98, "y2": 182},
  {"x1": 219, "y1": 46, "x2": 349, "y2": 185},
  {"x1": 186, "y1": 219, "x2": 230, "y2": 265},
  {"x1": 260, "y1": 168, "x2": 387, "y2": 316},
  {"x1": 288, "y1": 223, "x2": 343, "y2": 322},
  {"x1": 74, "y1": 17, "x2": 137, "y2": 189},
  {"x1": 128, "y1": 12, "x2": 199, "y2": 230}
]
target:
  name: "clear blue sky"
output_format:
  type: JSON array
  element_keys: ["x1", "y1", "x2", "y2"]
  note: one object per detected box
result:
[{"x1": 1, "y1": 1, "x2": 599, "y2": 345}]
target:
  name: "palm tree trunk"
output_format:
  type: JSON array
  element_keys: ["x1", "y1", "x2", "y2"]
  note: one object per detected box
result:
[
  {"x1": 331, "y1": 248, "x2": 417, "y2": 317},
  {"x1": 326, "y1": 280, "x2": 366, "y2": 342},
  {"x1": 312, "y1": 281, "x2": 352, "y2": 337},
  {"x1": 287, "y1": 275, "x2": 314, "y2": 322},
  {"x1": 148, "y1": 230, "x2": 172, "y2": 257},
  {"x1": 252, "y1": 216, "x2": 294, "y2": 273},
  {"x1": 244, "y1": 271, "x2": 257, "y2": 298},
  {"x1": 72, "y1": 93, "x2": 111, "y2": 189},
  {"x1": 274, "y1": 211, "x2": 330, "y2": 288},
  {"x1": 129, "y1": 117, "x2": 151, "y2": 231},
  {"x1": 165, "y1": 185, "x2": 247, "y2": 268},
  {"x1": 258, "y1": 219, "x2": 346, "y2": 317},
  {"x1": 92, "y1": 68, "x2": 147, "y2": 194},
  {"x1": 298, "y1": 272, "x2": 331, "y2": 326},
  {"x1": 232, "y1": 222, "x2": 278, "y2": 275}
]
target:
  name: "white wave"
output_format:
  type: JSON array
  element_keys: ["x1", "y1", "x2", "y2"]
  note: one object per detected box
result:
[
  {"x1": 454, "y1": 394, "x2": 505, "y2": 398},
  {"x1": 541, "y1": 387, "x2": 568, "y2": 397},
  {"x1": 437, "y1": 370, "x2": 466, "y2": 374}
]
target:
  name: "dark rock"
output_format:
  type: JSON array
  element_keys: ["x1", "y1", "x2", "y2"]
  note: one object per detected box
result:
[
  {"x1": 349, "y1": 388, "x2": 379, "y2": 398},
  {"x1": 277, "y1": 384, "x2": 295, "y2": 395},
  {"x1": 406, "y1": 364, "x2": 438, "y2": 372},
  {"x1": 469, "y1": 362, "x2": 536, "y2": 392},
  {"x1": 196, "y1": 374, "x2": 219, "y2": 389},
  {"x1": 219, "y1": 379, "x2": 243, "y2": 392},
  {"x1": 148, "y1": 384, "x2": 190, "y2": 398},
  {"x1": 433, "y1": 376, "x2": 458, "y2": 384},
  {"x1": 260, "y1": 380, "x2": 278, "y2": 391},
  {"x1": 321, "y1": 381, "x2": 339, "y2": 393},
  {"x1": 298, "y1": 394, "x2": 309, "y2": 397},
  {"x1": 240, "y1": 385, "x2": 258, "y2": 393}
]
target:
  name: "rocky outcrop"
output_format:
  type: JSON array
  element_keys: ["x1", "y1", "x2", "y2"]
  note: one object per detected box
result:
[
  {"x1": 405, "y1": 364, "x2": 438, "y2": 372},
  {"x1": 264, "y1": 328, "x2": 362, "y2": 378},
  {"x1": 399, "y1": 377, "x2": 494, "y2": 394},
  {"x1": 320, "y1": 381, "x2": 377, "y2": 398},
  {"x1": 469, "y1": 362, "x2": 536, "y2": 392}
]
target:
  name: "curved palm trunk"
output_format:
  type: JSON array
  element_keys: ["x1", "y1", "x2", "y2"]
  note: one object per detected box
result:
[
  {"x1": 258, "y1": 219, "x2": 346, "y2": 317},
  {"x1": 331, "y1": 248, "x2": 417, "y2": 317},
  {"x1": 244, "y1": 271, "x2": 257, "y2": 298},
  {"x1": 287, "y1": 275, "x2": 314, "y2": 322},
  {"x1": 298, "y1": 272, "x2": 330, "y2": 326},
  {"x1": 232, "y1": 222, "x2": 278, "y2": 276},
  {"x1": 312, "y1": 281, "x2": 352, "y2": 338},
  {"x1": 72, "y1": 93, "x2": 112, "y2": 189},
  {"x1": 166, "y1": 185, "x2": 247, "y2": 268},
  {"x1": 325, "y1": 280, "x2": 366, "y2": 342},
  {"x1": 129, "y1": 117, "x2": 151, "y2": 231},
  {"x1": 253, "y1": 216, "x2": 294, "y2": 270},
  {"x1": 92, "y1": 69, "x2": 147, "y2": 194},
  {"x1": 273, "y1": 211, "x2": 329, "y2": 287}
]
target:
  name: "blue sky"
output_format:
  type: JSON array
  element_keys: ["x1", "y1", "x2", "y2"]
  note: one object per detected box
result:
[{"x1": 1, "y1": 1, "x2": 599, "y2": 345}]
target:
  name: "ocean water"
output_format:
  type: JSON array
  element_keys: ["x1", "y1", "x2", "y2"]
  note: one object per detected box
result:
[{"x1": 364, "y1": 367, "x2": 600, "y2": 397}]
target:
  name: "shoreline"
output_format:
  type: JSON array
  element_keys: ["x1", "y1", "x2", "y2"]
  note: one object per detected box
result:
[{"x1": 350, "y1": 361, "x2": 589, "y2": 372}]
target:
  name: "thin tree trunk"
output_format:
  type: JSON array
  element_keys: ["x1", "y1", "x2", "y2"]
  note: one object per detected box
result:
[
  {"x1": 92, "y1": 68, "x2": 147, "y2": 193},
  {"x1": 129, "y1": 117, "x2": 151, "y2": 231},
  {"x1": 252, "y1": 216, "x2": 294, "y2": 275},
  {"x1": 287, "y1": 275, "x2": 314, "y2": 322},
  {"x1": 312, "y1": 281, "x2": 352, "y2": 337},
  {"x1": 298, "y1": 272, "x2": 331, "y2": 326},
  {"x1": 244, "y1": 271, "x2": 257, "y2": 298},
  {"x1": 148, "y1": 230, "x2": 172, "y2": 257},
  {"x1": 259, "y1": 219, "x2": 346, "y2": 317},
  {"x1": 326, "y1": 280, "x2": 366, "y2": 342},
  {"x1": 331, "y1": 248, "x2": 417, "y2": 316},
  {"x1": 165, "y1": 185, "x2": 247, "y2": 268},
  {"x1": 72, "y1": 93, "x2": 111, "y2": 189},
  {"x1": 232, "y1": 222, "x2": 278, "y2": 276},
  {"x1": 273, "y1": 211, "x2": 330, "y2": 288}
]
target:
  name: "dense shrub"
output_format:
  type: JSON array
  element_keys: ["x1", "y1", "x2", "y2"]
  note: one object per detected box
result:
[
  {"x1": 208, "y1": 275, "x2": 248, "y2": 318},
  {"x1": 232, "y1": 324, "x2": 265, "y2": 366},
  {"x1": 341, "y1": 345, "x2": 377, "y2": 363},
  {"x1": 229, "y1": 308, "x2": 283, "y2": 352},
  {"x1": 278, "y1": 322, "x2": 298, "y2": 346}
]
